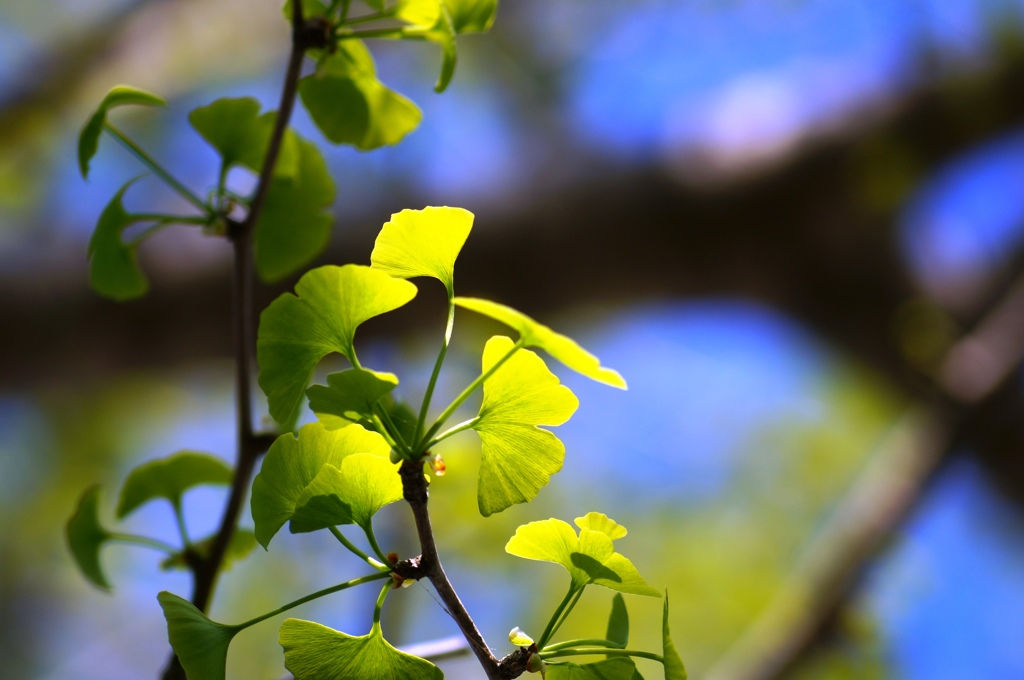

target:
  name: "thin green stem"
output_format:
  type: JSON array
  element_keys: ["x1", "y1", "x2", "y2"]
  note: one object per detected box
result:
[
  {"x1": 375, "y1": 403, "x2": 410, "y2": 453},
  {"x1": 131, "y1": 213, "x2": 210, "y2": 224},
  {"x1": 537, "y1": 584, "x2": 581, "y2": 649},
  {"x1": 338, "y1": 0, "x2": 352, "y2": 22},
  {"x1": 426, "y1": 416, "x2": 479, "y2": 449},
  {"x1": 103, "y1": 124, "x2": 211, "y2": 215},
  {"x1": 237, "y1": 571, "x2": 391, "y2": 630},
  {"x1": 372, "y1": 580, "x2": 390, "y2": 629},
  {"x1": 172, "y1": 501, "x2": 192, "y2": 549},
  {"x1": 328, "y1": 526, "x2": 388, "y2": 570},
  {"x1": 371, "y1": 413, "x2": 403, "y2": 452},
  {"x1": 363, "y1": 522, "x2": 390, "y2": 565},
  {"x1": 109, "y1": 533, "x2": 179, "y2": 555},
  {"x1": 215, "y1": 158, "x2": 229, "y2": 213},
  {"x1": 344, "y1": 10, "x2": 393, "y2": 25},
  {"x1": 336, "y1": 27, "x2": 404, "y2": 40},
  {"x1": 420, "y1": 339, "x2": 524, "y2": 448},
  {"x1": 546, "y1": 587, "x2": 584, "y2": 647},
  {"x1": 542, "y1": 639, "x2": 624, "y2": 653},
  {"x1": 415, "y1": 298, "x2": 455, "y2": 445},
  {"x1": 540, "y1": 648, "x2": 664, "y2": 663}
]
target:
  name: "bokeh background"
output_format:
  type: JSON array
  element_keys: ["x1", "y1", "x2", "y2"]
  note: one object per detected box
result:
[{"x1": 4, "y1": 0, "x2": 1024, "y2": 678}]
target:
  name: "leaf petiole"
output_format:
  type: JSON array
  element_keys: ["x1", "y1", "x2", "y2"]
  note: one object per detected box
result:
[
  {"x1": 426, "y1": 416, "x2": 480, "y2": 449},
  {"x1": 541, "y1": 639, "x2": 624, "y2": 653},
  {"x1": 537, "y1": 583, "x2": 582, "y2": 649},
  {"x1": 363, "y1": 521, "x2": 390, "y2": 566},
  {"x1": 237, "y1": 571, "x2": 392, "y2": 630},
  {"x1": 328, "y1": 526, "x2": 389, "y2": 571},
  {"x1": 539, "y1": 647, "x2": 665, "y2": 664},
  {"x1": 335, "y1": 27, "x2": 405, "y2": 40},
  {"x1": 108, "y1": 532, "x2": 179, "y2": 555},
  {"x1": 415, "y1": 298, "x2": 456, "y2": 445},
  {"x1": 371, "y1": 579, "x2": 390, "y2": 630},
  {"x1": 172, "y1": 501, "x2": 193, "y2": 550}
]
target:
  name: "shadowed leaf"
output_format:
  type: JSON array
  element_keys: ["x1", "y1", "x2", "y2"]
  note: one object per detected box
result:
[
  {"x1": 606, "y1": 594, "x2": 629, "y2": 649},
  {"x1": 662, "y1": 592, "x2": 687, "y2": 680},
  {"x1": 87, "y1": 178, "x2": 148, "y2": 301},
  {"x1": 188, "y1": 97, "x2": 298, "y2": 177},
  {"x1": 290, "y1": 453, "x2": 402, "y2": 533},
  {"x1": 117, "y1": 451, "x2": 232, "y2": 519},
  {"x1": 307, "y1": 368, "x2": 398, "y2": 426},
  {"x1": 158, "y1": 591, "x2": 240, "y2": 680},
  {"x1": 66, "y1": 485, "x2": 114, "y2": 590},
  {"x1": 79, "y1": 85, "x2": 165, "y2": 178}
]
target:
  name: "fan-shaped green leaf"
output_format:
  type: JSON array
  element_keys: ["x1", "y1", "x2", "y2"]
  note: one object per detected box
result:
[
  {"x1": 87, "y1": 178, "x2": 149, "y2": 301},
  {"x1": 606, "y1": 593, "x2": 629, "y2": 649},
  {"x1": 188, "y1": 97, "x2": 298, "y2": 178},
  {"x1": 280, "y1": 618, "x2": 442, "y2": 680},
  {"x1": 290, "y1": 453, "x2": 403, "y2": 533},
  {"x1": 254, "y1": 135, "x2": 335, "y2": 282},
  {"x1": 307, "y1": 368, "x2": 398, "y2": 426},
  {"x1": 662, "y1": 592, "x2": 687, "y2": 680},
  {"x1": 117, "y1": 451, "x2": 232, "y2": 519},
  {"x1": 576, "y1": 512, "x2": 627, "y2": 541},
  {"x1": 159, "y1": 529, "x2": 257, "y2": 572},
  {"x1": 505, "y1": 518, "x2": 658, "y2": 596},
  {"x1": 454, "y1": 298, "x2": 627, "y2": 389},
  {"x1": 66, "y1": 485, "x2": 114, "y2": 590},
  {"x1": 471, "y1": 335, "x2": 578, "y2": 516},
  {"x1": 250, "y1": 422, "x2": 391, "y2": 548},
  {"x1": 158, "y1": 591, "x2": 240, "y2": 680},
  {"x1": 300, "y1": 42, "x2": 421, "y2": 150},
  {"x1": 443, "y1": 0, "x2": 498, "y2": 32},
  {"x1": 79, "y1": 85, "x2": 166, "y2": 178},
  {"x1": 257, "y1": 264, "x2": 417, "y2": 423},
  {"x1": 547, "y1": 658, "x2": 638, "y2": 680},
  {"x1": 370, "y1": 206, "x2": 473, "y2": 295}
]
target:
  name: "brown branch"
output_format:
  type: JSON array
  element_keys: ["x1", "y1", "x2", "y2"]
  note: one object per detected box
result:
[{"x1": 703, "y1": 268, "x2": 1024, "y2": 680}]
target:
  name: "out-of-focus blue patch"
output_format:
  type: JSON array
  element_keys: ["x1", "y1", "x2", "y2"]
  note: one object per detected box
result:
[
  {"x1": 865, "y1": 458, "x2": 1024, "y2": 679},
  {"x1": 0, "y1": 396, "x2": 51, "y2": 504}
]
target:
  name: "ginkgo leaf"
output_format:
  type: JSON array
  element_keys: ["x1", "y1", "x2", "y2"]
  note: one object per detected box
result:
[
  {"x1": 472, "y1": 335, "x2": 578, "y2": 516},
  {"x1": 443, "y1": 0, "x2": 499, "y2": 32},
  {"x1": 280, "y1": 618, "x2": 442, "y2": 680},
  {"x1": 79, "y1": 85, "x2": 166, "y2": 178},
  {"x1": 188, "y1": 97, "x2": 299, "y2": 178},
  {"x1": 87, "y1": 178, "x2": 149, "y2": 301},
  {"x1": 575, "y1": 512, "x2": 627, "y2": 541},
  {"x1": 116, "y1": 451, "x2": 232, "y2": 519},
  {"x1": 250, "y1": 422, "x2": 391, "y2": 548},
  {"x1": 505, "y1": 518, "x2": 659, "y2": 597},
  {"x1": 257, "y1": 265, "x2": 417, "y2": 423},
  {"x1": 66, "y1": 485, "x2": 114, "y2": 590},
  {"x1": 454, "y1": 298, "x2": 627, "y2": 389},
  {"x1": 547, "y1": 658, "x2": 638, "y2": 680},
  {"x1": 605, "y1": 593, "x2": 629, "y2": 649},
  {"x1": 306, "y1": 368, "x2": 398, "y2": 426},
  {"x1": 158, "y1": 591, "x2": 241, "y2": 680},
  {"x1": 370, "y1": 206, "x2": 474, "y2": 295},
  {"x1": 159, "y1": 529, "x2": 257, "y2": 572},
  {"x1": 254, "y1": 135, "x2": 335, "y2": 282},
  {"x1": 300, "y1": 41, "x2": 421, "y2": 151},
  {"x1": 289, "y1": 453, "x2": 403, "y2": 533},
  {"x1": 395, "y1": 5, "x2": 458, "y2": 92},
  {"x1": 662, "y1": 592, "x2": 687, "y2": 680}
]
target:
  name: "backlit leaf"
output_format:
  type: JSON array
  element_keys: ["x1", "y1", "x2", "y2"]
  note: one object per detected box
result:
[
  {"x1": 307, "y1": 368, "x2": 398, "y2": 426},
  {"x1": 472, "y1": 336, "x2": 578, "y2": 516},
  {"x1": 117, "y1": 451, "x2": 232, "y2": 519},
  {"x1": 662, "y1": 592, "x2": 687, "y2": 680},
  {"x1": 281, "y1": 618, "x2": 442, "y2": 680},
  {"x1": 254, "y1": 135, "x2": 335, "y2": 282},
  {"x1": 250, "y1": 422, "x2": 391, "y2": 548},
  {"x1": 370, "y1": 206, "x2": 473, "y2": 295},
  {"x1": 66, "y1": 485, "x2": 114, "y2": 590},
  {"x1": 454, "y1": 298, "x2": 627, "y2": 389},
  {"x1": 576, "y1": 512, "x2": 627, "y2": 541},
  {"x1": 290, "y1": 453, "x2": 403, "y2": 533},
  {"x1": 257, "y1": 265, "x2": 417, "y2": 423},
  {"x1": 547, "y1": 658, "x2": 638, "y2": 680},
  {"x1": 443, "y1": 0, "x2": 498, "y2": 32},
  {"x1": 159, "y1": 529, "x2": 257, "y2": 572},
  {"x1": 87, "y1": 178, "x2": 148, "y2": 301},
  {"x1": 79, "y1": 85, "x2": 165, "y2": 178},
  {"x1": 505, "y1": 518, "x2": 659, "y2": 596},
  {"x1": 300, "y1": 42, "x2": 421, "y2": 150},
  {"x1": 158, "y1": 591, "x2": 240, "y2": 680},
  {"x1": 188, "y1": 97, "x2": 299, "y2": 178},
  {"x1": 605, "y1": 593, "x2": 629, "y2": 649}
]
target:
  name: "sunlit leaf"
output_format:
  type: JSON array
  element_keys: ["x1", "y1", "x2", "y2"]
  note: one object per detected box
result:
[
  {"x1": 257, "y1": 264, "x2": 417, "y2": 423},
  {"x1": 116, "y1": 451, "x2": 232, "y2": 519},
  {"x1": 66, "y1": 485, "x2": 114, "y2": 590},
  {"x1": 290, "y1": 453, "x2": 403, "y2": 533},
  {"x1": 472, "y1": 336, "x2": 578, "y2": 516},
  {"x1": 250, "y1": 422, "x2": 391, "y2": 548},
  {"x1": 576, "y1": 512, "x2": 627, "y2": 541},
  {"x1": 454, "y1": 298, "x2": 627, "y2": 389},
  {"x1": 307, "y1": 368, "x2": 398, "y2": 426},
  {"x1": 547, "y1": 658, "x2": 638, "y2": 680},
  {"x1": 606, "y1": 594, "x2": 629, "y2": 649},
  {"x1": 443, "y1": 0, "x2": 498, "y2": 32},
  {"x1": 280, "y1": 618, "x2": 442, "y2": 680},
  {"x1": 188, "y1": 97, "x2": 298, "y2": 178},
  {"x1": 662, "y1": 592, "x2": 687, "y2": 680},
  {"x1": 87, "y1": 178, "x2": 149, "y2": 301},
  {"x1": 370, "y1": 206, "x2": 474, "y2": 295},
  {"x1": 505, "y1": 518, "x2": 659, "y2": 596},
  {"x1": 159, "y1": 529, "x2": 257, "y2": 572},
  {"x1": 508, "y1": 626, "x2": 534, "y2": 646},
  {"x1": 300, "y1": 41, "x2": 421, "y2": 150},
  {"x1": 158, "y1": 591, "x2": 240, "y2": 680},
  {"x1": 79, "y1": 85, "x2": 165, "y2": 178},
  {"x1": 254, "y1": 135, "x2": 335, "y2": 282}
]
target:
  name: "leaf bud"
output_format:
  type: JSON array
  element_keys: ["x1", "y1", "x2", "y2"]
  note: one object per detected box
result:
[
  {"x1": 389, "y1": 448, "x2": 403, "y2": 464},
  {"x1": 526, "y1": 653, "x2": 547, "y2": 676},
  {"x1": 428, "y1": 452, "x2": 446, "y2": 476},
  {"x1": 508, "y1": 626, "x2": 534, "y2": 646}
]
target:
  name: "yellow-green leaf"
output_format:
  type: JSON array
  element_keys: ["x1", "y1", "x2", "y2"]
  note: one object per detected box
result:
[
  {"x1": 290, "y1": 453, "x2": 403, "y2": 533},
  {"x1": 662, "y1": 591, "x2": 687, "y2": 680},
  {"x1": 117, "y1": 451, "x2": 232, "y2": 519},
  {"x1": 257, "y1": 265, "x2": 417, "y2": 423},
  {"x1": 79, "y1": 85, "x2": 166, "y2": 178},
  {"x1": 443, "y1": 0, "x2": 498, "y2": 33},
  {"x1": 370, "y1": 206, "x2": 474, "y2": 295},
  {"x1": 307, "y1": 368, "x2": 399, "y2": 427},
  {"x1": 87, "y1": 178, "x2": 149, "y2": 301},
  {"x1": 158, "y1": 591, "x2": 240, "y2": 680},
  {"x1": 188, "y1": 97, "x2": 299, "y2": 178},
  {"x1": 575, "y1": 512, "x2": 627, "y2": 541},
  {"x1": 66, "y1": 485, "x2": 114, "y2": 590},
  {"x1": 454, "y1": 298, "x2": 627, "y2": 389},
  {"x1": 472, "y1": 336, "x2": 578, "y2": 516}
]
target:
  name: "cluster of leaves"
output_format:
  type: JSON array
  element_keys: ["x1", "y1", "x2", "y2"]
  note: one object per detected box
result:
[{"x1": 66, "y1": 2, "x2": 688, "y2": 679}]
